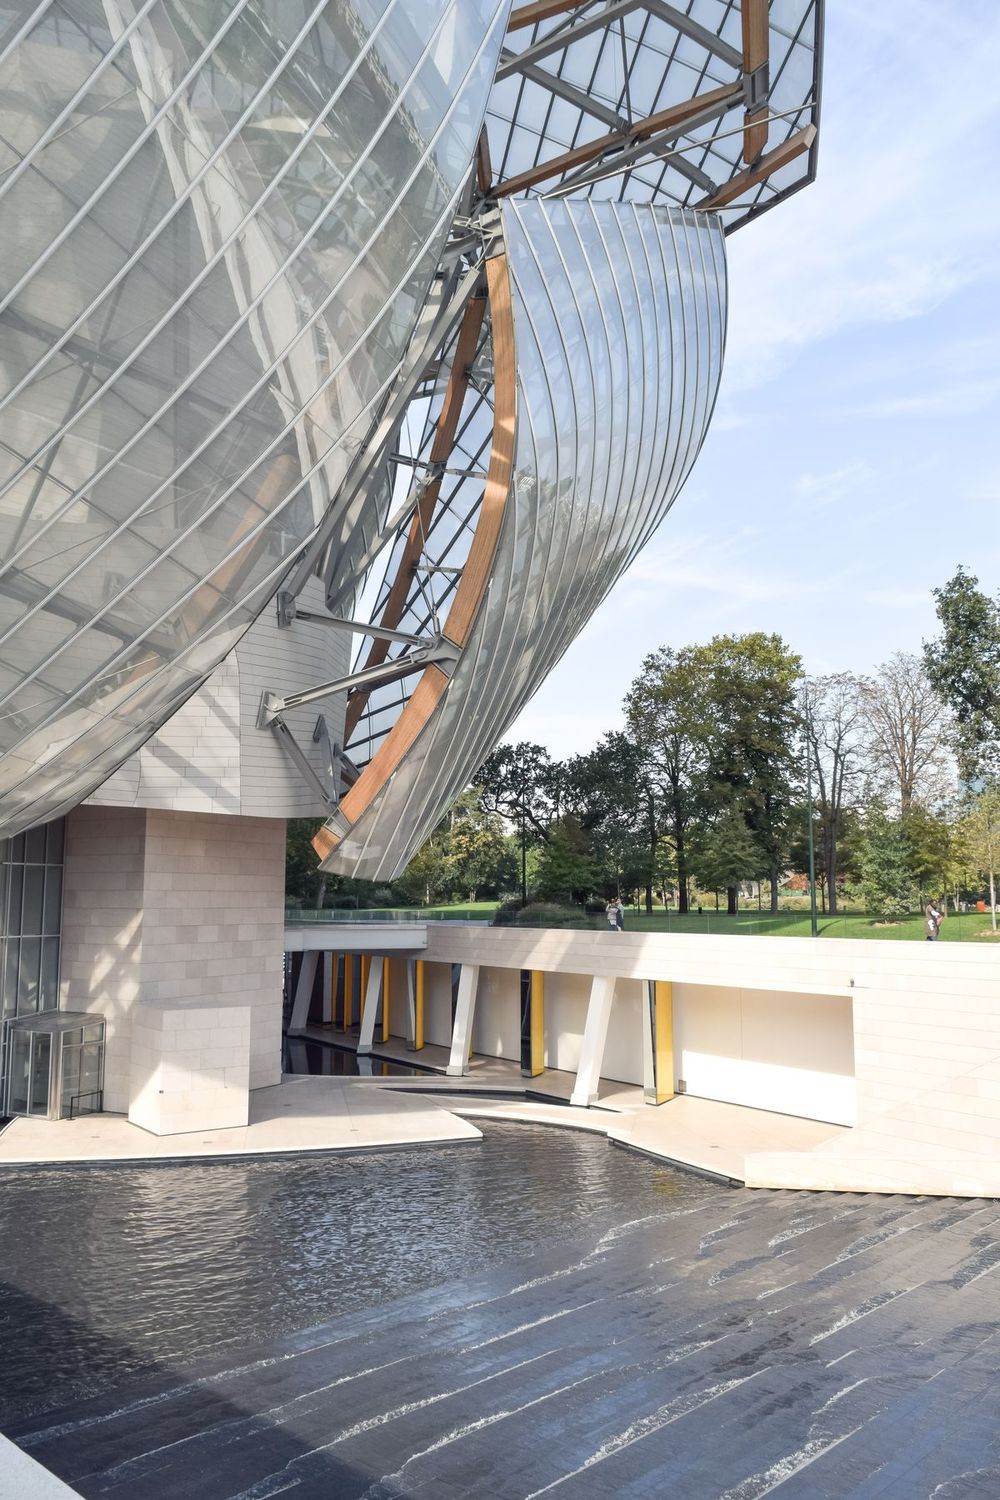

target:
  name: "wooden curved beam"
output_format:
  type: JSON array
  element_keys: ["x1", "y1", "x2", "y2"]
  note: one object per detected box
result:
[
  {"x1": 313, "y1": 252, "x2": 517, "y2": 863},
  {"x1": 342, "y1": 292, "x2": 486, "y2": 743}
]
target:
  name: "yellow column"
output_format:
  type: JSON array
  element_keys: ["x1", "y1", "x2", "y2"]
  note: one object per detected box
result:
[
  {"x1": 343, "y1": 956, "x2": 353, "y2": 1033},
  {"x1": 649, "y1": 980, "x2": 674, "y2": 1104},
  {"x1": 414, "y1": 959, "x2": 425, "y2": 1050},
  {"x1": 382, "y1": 957, "x2": 391, "y2": 1042},
  {"x1": 329, "y1": 952, "x2": 338, "y2": 1029},
  {"x1": 530, "y1": 970, "x2": 544, "y2": 1077}
]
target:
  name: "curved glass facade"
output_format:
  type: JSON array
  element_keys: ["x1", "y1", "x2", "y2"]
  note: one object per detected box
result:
[
  {"x1": 0, "y1": 0, "x2": 510, "y2": 836},
  {"x1": 321, "y1": 199, "x2": 727, "y2": 878}
]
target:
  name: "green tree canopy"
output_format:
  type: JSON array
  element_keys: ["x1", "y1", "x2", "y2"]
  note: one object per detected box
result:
[
  {"x1": 534, "y1": 815, "x2": 598, "y2": 904},
  {"x1": 958, "y1": 785, "x2": 1000, "y2": 933},
  {"x1": 924, "y1": 568, "x2": 1000, "y2": 781},
  {"x1": 688, "y1": 805, "x2": 763, "y2": 905},
  {"x1": 699, "y1": 632, "x2": 803, "y2": 914},
  {"x1": 565, "y1": 731, "x2": 659, "y2": 905},
  {"x1": 857, "y1": 812, "x2": 917, "y2": 921},
  {"x1": 478, "y1": 741, "x2": 560, "y2": 903},
  {"x1": 625, "y1": 644, "x2": 712, "y2": 913}
]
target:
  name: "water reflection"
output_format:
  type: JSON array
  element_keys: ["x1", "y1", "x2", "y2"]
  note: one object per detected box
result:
[
  {"x1": 0, "y1": 1124, "x2": 706, "y2": 1423},
  {"x1": 282, "y1": 1036, "x2": 416, "y2": 1077}
]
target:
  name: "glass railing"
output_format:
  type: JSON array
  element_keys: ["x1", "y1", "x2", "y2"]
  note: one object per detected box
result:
[
  {"x1": 284, "y1": 907, "x2": 490, "y2": 925},
  {"x1": 284, "y1": 904, "x2": 998, "y2": 941}
]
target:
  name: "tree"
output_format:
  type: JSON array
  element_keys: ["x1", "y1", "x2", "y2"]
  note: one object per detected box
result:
[
  {"x1": 959, "y1": 787, "x2": 1000, "y2": 933},
  {"x1": 804, "y1": 674, "x2": 866, "y2": 917},
  {"x1": 396, "y1": 825, "x2": 452, "y2": 906},
  {"x1": 924, "y1": 568, "x2": 1000, "y2": 780},
  {"x1": 478, "y1": 742, "x2": 559, "y2": 904},
  {"x1": 902, "y1": 803, "x2": 963, "y2": 907},
  {"x1": 285, "y1": 818, "x2": 328, "y2": 908},
  {"x1": 534, "y1": 815, "x2": 598, "y2": 903},
  {"x1": 566, "y1": 732, "x2": 660, "y2": 908},
  {"x1": 862, "y1": 652, "x2": 949, "y2": 813},
  {"x1": 688, "y1": 805, "x2": 762, "y2": 910},
  {"x1": 700, "y1": 633, "x2": 802, "y2": 915},
  {"x1": 857, "y1": 812, "x2": 916, "y2": 921},
  {"x1": 625, "y1": 646, "x2": 711, "y2": 913},
  {"x1": 446, "y1": 789, "x2": 517, "y2": 900}
]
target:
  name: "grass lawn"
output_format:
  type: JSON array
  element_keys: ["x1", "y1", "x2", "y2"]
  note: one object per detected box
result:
[
  {"x1": 611, "y1": 909, "x2": 999, "y2": 942},
  {"x1": 381, "y1": 904, "x2": 1000, "y2": 942}
]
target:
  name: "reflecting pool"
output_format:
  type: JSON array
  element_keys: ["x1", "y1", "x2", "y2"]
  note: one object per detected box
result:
[{"x1": 0, "y1": 1123, "x2": 707, "y2": 1423}]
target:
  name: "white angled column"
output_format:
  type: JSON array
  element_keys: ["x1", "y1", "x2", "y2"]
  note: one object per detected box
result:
[
  {"x1": 357, "y1": 956, "x2": 383, "y2": 1055},
  {"x1": 446, "y1": 964, "x2": 480, "y2": 1076},
  {"x1": 571, "y1": 975, "x2": 616, "y2": 1107},
  {"x1": 288, "y1": 951, "x2": 318, "y2": 1034}
]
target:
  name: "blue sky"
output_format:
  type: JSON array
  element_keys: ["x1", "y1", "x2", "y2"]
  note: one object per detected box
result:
[{"x1": 509, "y1": 0, "x2": 1000, "y2": 759}]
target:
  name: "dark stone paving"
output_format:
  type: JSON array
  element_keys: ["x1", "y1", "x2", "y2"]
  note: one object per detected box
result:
[{"x1": 8, "y1": 1183, "x2": 1000, "y2": 1498}]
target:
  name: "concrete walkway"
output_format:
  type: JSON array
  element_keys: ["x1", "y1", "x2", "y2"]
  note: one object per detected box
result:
[{"x1": 0, "y1": 1077, "x2": 480, "y2": 1166}]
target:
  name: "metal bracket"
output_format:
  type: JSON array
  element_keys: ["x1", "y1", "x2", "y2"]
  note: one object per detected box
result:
[
  {"x1": 745, "y1": 63, "x2": 770, "y2": 111},
  {"x1": 256, "y1": 638, "x2": 459, "y2": 727},
  {"x1": 267, "y1": 714, "x2": 340, "y2": 813},
  {"x1": 315, "y1": 714, "x2": 363, "y2": 791},
  {"x1": 274, "y1": 596, "x2": 438, "y2": 650}
]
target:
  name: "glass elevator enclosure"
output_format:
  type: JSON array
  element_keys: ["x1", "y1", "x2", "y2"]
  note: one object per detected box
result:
[{"x1": 3, "y1": 1012, "x2": 105, "y2": 1120}]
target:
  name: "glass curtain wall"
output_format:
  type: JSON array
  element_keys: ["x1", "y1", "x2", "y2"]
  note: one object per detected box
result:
[{"x1": 0, "y1": 818, "x2": 65, "y2": 1106}]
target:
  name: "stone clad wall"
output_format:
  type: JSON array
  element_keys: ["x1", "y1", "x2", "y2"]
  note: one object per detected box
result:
[
  {"x1": 86, "y1": 578, "x2": 345, "y2": 819},
  {"x1": 62, "y1": 807, "x2": 285, "y2": 1114},
  {"x1": 59, "y1": 807, "x2": 147, "y2": 1115},
  {"x1": 129, "y1": 1002, "x2": 251, "y2": 1136}
]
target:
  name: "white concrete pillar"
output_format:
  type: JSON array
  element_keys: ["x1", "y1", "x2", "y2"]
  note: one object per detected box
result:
[
  {"x1": 357, "y1": 956, "x2": 383, "y2": 1055},
  {"x1": 571, "y1": 975, "x2": 616, "y2": 1107},
  {"x1": 404, "y1": 959, "x2": 416, "y2": 1048},
  {"x1": 446, "y1": 964, "x2": 480, "y2": 1076},
  {"x1": 288, "y1": 950, "x2": 318, "y2": 1033}
]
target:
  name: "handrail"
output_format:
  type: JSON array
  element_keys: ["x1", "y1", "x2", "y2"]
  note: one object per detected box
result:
[{"x1": 67, "y1": 1089, "x2": 103, "y2": 1121}]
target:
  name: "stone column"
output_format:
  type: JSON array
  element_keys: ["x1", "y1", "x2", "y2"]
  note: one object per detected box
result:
[{"x1": 61, "y1": 807, "x2": 286, "y2": 1115}]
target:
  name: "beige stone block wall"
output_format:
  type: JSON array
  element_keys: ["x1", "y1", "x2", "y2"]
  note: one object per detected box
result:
[
  {"x1": 60, "y1": 806, "x2": 146, "y2": 1114},
  {"x1": 129, "y1": 1002, "x2": 250, "y2": 1135},
  {"x1": 140, "y1": 810, "x2": 285, "y2": 1090},
  {"x1": 62, "y1": 806, "x2": 285, "y2": 1114}
]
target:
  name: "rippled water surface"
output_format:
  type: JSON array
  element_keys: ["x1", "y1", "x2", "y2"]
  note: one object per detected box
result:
[{"x1": 0, "y1": 1122, "x2": 708, "y2": 1422}]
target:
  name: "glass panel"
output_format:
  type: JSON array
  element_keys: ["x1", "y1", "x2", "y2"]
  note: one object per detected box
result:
[
  {"x1": 24, "y1": 826, "x2": 46, "y2": 864},
  {"x1": 30, "y1": 1032, "x2": 51, "y2": 1114},
  {"x1": 6, "y1": 864, "x2": 22, "y2": 933},
  {"x1": 40, "y1": 936, "x2": 60, "y2": 1011},
  {"x1": 78, "y1": 1042, "x2": 102, "y2": 1099},
  {"x1": 61, "y1": 1041, "x2": 81, "y2": 1111},
  {"x1": 17, "y1": 936, "x2": 41, "y2": 1014},
  {"x1": 0, "y1": 0, "x2": 509, "y2": 831},
  {"x1": 43, "y1": 866, "x2": 62, "y2": 935},
  {"x1": 45, "y1": 818, "x2": 65, "y2": 864},
  {"x1": 22, "y1": 866, "x2": 44, "y2": 935},
  {"x1": 7, "y1": 1030, "x2": 30, "y2": 1114},
  {"x1": 1, "y1": 940, "x2": 17, "y2": 1019}
]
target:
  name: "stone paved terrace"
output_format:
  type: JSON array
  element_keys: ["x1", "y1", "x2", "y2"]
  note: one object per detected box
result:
[{"x1": 7, "y1": 1163, "x2": 1000, "y2": 1499}]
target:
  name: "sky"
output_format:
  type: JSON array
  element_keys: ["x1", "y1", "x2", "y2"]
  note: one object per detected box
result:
[{"x1": 507, "y1": 0, "x2": 1000, "y2": 760}]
